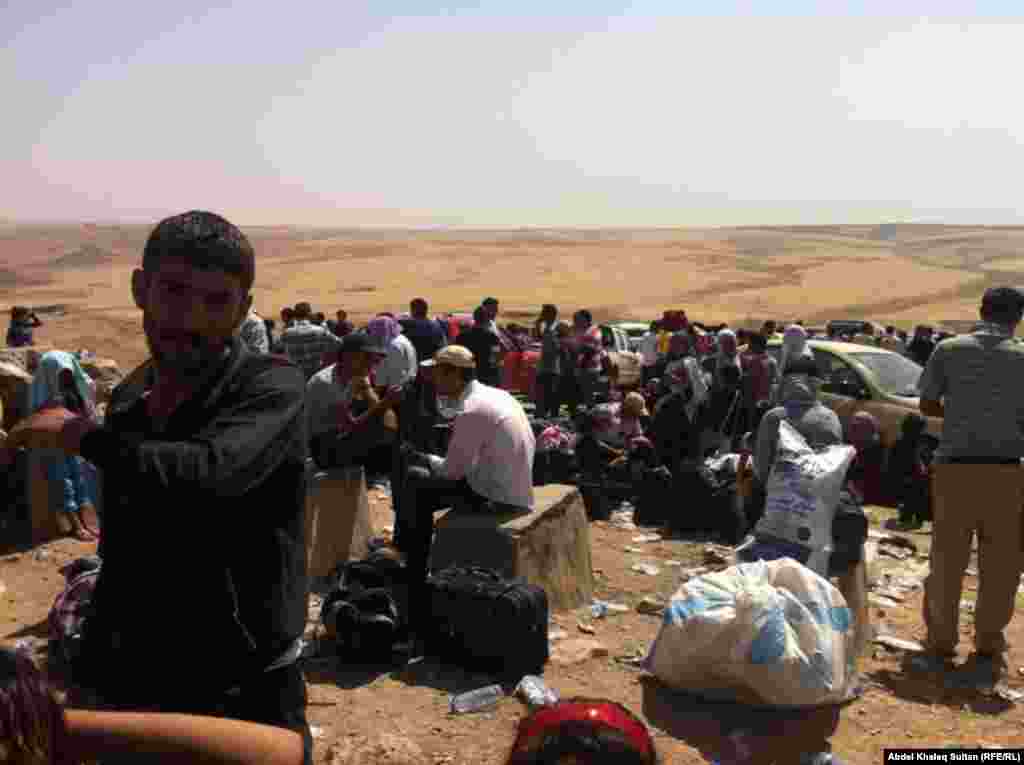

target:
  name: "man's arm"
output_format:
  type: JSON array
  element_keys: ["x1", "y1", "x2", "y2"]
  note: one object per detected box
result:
[
  {"x1": 80, "y1": 364, "x2": 306, "y2": 498},
  {"x1": 754, "y1": 410, "x2": 781, "y2": 485},
  {"x1": 350, "y1": 381, "x2": 400, "y2": 432},
  {"x1": 918, "y1": 344, "x2": 946, "y2": 419},
  {"x1": 63, "y1": 710, "x2": 304, "y2": 765},
  {"x1": 429, "y1": 409, "x2": 488, "y2": 481}
]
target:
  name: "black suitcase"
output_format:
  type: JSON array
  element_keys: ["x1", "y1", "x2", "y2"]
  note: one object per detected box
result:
[
  {"x1": 634, "y1": 465, "x2": 674, "y2": 526},
  {"x1": 424, "y1": 566, "x2": 549, "y2": 679},
  {"x1": 829, "y1": 489, "x2": 869, "y2": 577}
]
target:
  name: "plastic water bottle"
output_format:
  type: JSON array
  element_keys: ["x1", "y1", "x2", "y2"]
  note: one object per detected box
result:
[
  {"x1": 515, "y1": 675, "x2": 559, "y2": 708},
  {"x1": 449, "y1": 684, "x2": 504, "y2": 714}
]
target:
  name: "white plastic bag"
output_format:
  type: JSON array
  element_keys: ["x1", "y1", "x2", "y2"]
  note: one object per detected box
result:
[
  {"x1": 748, "y1": 421, "x2": 855, "y2": 577},
  {"x1": 645, "y1": 558, "x2": 858, "y2": 708}
]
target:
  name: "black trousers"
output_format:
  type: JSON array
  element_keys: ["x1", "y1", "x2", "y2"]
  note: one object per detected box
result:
[
  {"x1": 535, "y1": 372, "x2": 562, "y2": 418},
  {"x1": 393, "y1": 469, "x2": 488, "y2": 630}
]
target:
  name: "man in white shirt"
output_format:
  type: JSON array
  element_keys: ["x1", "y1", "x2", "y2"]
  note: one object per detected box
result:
[{"x1": 392, "y1": 344, "x2": 535, "y2": 633}]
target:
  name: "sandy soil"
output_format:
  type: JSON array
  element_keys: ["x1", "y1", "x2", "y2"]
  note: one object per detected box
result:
[
  {"x1": 3, "y1": 495, "x2": 1023, "y2": 764},
  {"x1": 5, "y1": 224, "x2": 1024, "y2": 371}
]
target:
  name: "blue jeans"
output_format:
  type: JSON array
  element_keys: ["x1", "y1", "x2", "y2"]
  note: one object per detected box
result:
[{"x1": 41, "y1": 451, "x2": 96, "y2": 514}]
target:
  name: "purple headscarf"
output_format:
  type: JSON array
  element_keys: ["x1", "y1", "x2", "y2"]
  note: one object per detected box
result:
[{"x1": 366, "y1": 315, "x2": 403, "y2": 347}]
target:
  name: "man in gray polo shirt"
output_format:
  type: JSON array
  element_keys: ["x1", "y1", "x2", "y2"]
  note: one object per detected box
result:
[{"x1": 917, "y1": 286, "x2": 1024, "y2": 684}]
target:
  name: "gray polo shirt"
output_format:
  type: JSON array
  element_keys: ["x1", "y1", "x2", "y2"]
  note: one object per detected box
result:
[{"x1": 918, "y1": 325, "x2": 1024, "y2": 461}]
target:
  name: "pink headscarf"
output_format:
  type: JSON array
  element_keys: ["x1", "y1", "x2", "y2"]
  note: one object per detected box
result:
[{"x1": 366, "y1": 315, "x2": 403, "y2": 346}]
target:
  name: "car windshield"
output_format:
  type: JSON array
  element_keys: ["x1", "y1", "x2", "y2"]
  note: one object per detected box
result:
[{"x1": 847, "y1": 351, "x2": 923, "y2": 397}]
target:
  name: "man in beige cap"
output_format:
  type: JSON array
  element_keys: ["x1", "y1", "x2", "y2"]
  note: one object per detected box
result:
[{"x1": 393, "y1": 344, "x2": 535, "y2": 634}]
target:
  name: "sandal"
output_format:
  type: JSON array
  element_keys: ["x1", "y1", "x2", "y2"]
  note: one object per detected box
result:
[{"x1": 70, "y1": 527, "x2": 96, "y2": 542}]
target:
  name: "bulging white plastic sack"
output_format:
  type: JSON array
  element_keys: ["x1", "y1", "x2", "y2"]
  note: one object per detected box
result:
[
  {"x1": 748, "y1": 421, "x2": 856, "y2": 577},
  {"x1": 645, "y1": 558, "x2": 858, "y2": 708}
]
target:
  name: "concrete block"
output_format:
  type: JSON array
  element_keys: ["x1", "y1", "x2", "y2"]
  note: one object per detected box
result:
[
  {"x1": 304, "y1": 463, "x2": 373, "y2": 580},
  {"x1": 429, "y1": 484, "x2": 594, "y2": 612},
  {"x1": 26, "y1": 449, "x2": 61, "y2": 546}
]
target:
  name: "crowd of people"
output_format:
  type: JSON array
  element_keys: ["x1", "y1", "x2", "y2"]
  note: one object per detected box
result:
[{"x1": 1, "y1": 208, "x2": 1022, "y2": 763}]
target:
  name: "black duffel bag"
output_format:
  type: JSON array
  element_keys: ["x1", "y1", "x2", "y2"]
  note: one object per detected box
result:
[
  {"x1": 670, "y1": 461, "x2": 747, "y2": 544},
  {"x1": 424, "y1": 566, "x2": 549, "y2": 680},
  {"x1": 633, "y1": 465, "x2": 674, "y2": 526},
  {"x1": 320, "y1": 553, "x2": 410, "y2": 661}
]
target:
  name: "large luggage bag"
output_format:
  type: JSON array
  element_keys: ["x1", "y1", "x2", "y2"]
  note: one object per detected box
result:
[{"x1": 424, "y1": 566, "x2": 549, "y2": 680}]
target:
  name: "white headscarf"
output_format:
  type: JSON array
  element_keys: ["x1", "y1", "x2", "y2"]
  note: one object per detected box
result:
[{"x1": 780, "y1": 324, "x2": 814, "y2": 376}]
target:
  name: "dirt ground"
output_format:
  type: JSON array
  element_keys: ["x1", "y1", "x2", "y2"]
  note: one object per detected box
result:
[{"x1": 3, "y1": 493, "x2": 1023, "y2": 764}]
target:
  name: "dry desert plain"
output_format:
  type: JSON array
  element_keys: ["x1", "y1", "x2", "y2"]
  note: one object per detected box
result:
[
  {"x1": 3, "y1": 222, "x2": 1024, "y2": 368},
  {"x1": 4, "y1": 222, "x2": 1024, "y2": 760}
]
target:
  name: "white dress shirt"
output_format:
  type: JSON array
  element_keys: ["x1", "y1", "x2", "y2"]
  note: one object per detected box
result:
[
  {"x1": 428, "y1": 380, "x2": 536, "y2": 509},
  {"x1": 375, "y1": 334, "x2": 418, "y2": 388}
]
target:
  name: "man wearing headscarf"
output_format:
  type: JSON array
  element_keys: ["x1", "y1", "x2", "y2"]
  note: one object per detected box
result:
[
  {"x1": 754, "y1": 355, "x2": 843, "y2": 486},
  {"x1": 845, "y1": 411, "x2": 886, "y2": 505},
  {"x1": 706, "y1": 329, "x2": 742, "y2": 388},
  {"x1": 778, "y1": 325, "x2": 815, "y2": 386},
  {"x1": 367, "y1": 314, "x2": 418, "y2": 389},
  {"x1": 663, "y1": 332, "x2": 709, "y2": 426},
  {"x1": 28, "y1": 351, "x2": 99, "y2": 541}
]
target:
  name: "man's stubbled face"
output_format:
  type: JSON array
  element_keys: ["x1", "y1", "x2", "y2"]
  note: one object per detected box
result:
[{"x1": 133, "y1": 257, "x2": 249, "y2": 382}]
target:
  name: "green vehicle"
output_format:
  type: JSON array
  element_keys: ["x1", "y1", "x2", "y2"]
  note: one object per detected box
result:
[{"x1": 765, "y1": 338, "x2": 942, "y2": 458}]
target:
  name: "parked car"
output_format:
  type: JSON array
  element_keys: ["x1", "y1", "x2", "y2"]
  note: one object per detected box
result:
[
  {"x1": 766, "y1": 338, "x2": 942, "y2": 459},
  {"x1": 825, "y1": 320, "x2": 872, "y2": 338},
  {"x1": 607, "y1": 321, "x2": 650, "y2": 352},
  {"x1": 500, "y1": 324, "x2": 642, "y2": 398}
]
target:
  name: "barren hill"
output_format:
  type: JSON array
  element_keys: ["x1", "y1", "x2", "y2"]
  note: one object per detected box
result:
[{"x1": 1, "y1": 223, "x2": 1022, "y2": 369}]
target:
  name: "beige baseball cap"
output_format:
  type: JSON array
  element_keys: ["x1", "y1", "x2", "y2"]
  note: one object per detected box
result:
[{"x1": 420, "y1": 345, "x2": 476, "y2": 369}]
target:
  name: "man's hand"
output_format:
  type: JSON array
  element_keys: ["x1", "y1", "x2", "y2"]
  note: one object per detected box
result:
[
  {"x1": 382, "y1": 385, "x2": 405, "y2": 408},
  {"x1": 351, "y1": 376, "x2": 373, "y2": 398},
  {"x1": 5, "y1": 408, "x2": 97, "y2": 455}
]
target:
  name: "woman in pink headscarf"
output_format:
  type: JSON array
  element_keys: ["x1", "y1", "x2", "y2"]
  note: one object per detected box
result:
[
  {"x1": 367, "y1": 314, "x2": 418, "y2": 389},
  {"x1": 846, "y1": 411, "x2": 887, "y2": 505}
]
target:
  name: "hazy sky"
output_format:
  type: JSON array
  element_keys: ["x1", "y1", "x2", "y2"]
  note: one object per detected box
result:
[{"x1": 4, "y1": 2, "x2": 1024, "y2": 226}]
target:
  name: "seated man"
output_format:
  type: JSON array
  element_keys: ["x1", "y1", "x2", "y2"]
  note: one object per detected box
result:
[
  {"x1": 306, "y1": 333, "x2": 402, "y2": 474},
  {"x1": 392, "y1": 345, "x2": 535, "y2": 633}
]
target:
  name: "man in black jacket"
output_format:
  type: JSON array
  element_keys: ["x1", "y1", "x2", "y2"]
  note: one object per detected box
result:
[{"x1": 3, "y1": 211, "x2": 312, "y2": 762}]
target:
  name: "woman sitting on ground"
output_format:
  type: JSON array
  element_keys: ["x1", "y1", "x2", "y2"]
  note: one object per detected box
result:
[
  {"x1": 506, "y1": 697, "x2": 658, "y2": 765},
  {"x1": 6, "y1": 307, "x2": 42, "y2": 348},
  {"x1": 0, "y1": 646, "x2": 305, "y2": 765},
  {"x1": 845, "y1": 411, "x2": 887, "y2": 506},
  {"x1": 885, "y1": 412, "x2": 932, "y2": 529},
  {"x1": 28, "y1": 351, "x2": 101, "y2": 541}
]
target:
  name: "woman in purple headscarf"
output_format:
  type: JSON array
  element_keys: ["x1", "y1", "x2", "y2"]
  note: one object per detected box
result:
[{"x1": 367, "y1": 314, "x2": 418, "y2": 389}]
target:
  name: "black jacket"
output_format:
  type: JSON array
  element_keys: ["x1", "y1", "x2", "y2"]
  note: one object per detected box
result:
[{"x1": 79, "y1": 338, "x2": 308, "y2": 703}]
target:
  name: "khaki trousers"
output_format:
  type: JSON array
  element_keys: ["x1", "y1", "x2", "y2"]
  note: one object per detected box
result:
[{"x1": 924, "y1": 463, "x2": 1024, "y2": 657}]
